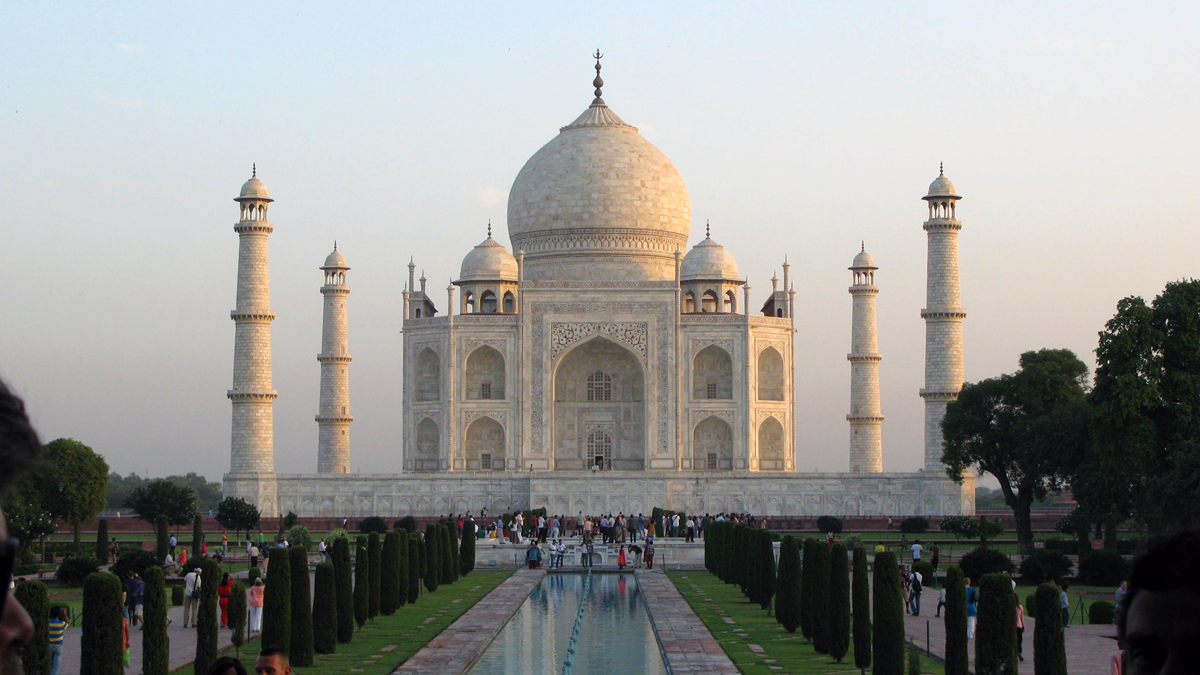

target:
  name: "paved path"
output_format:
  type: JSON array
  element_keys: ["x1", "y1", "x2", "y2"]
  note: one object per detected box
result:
[
  {"x1": 396, "y1": 568, "x2": 544, "y2": 674},
  {"x1": 637, "y1": 569, "x2": 740, "y2": 675}
]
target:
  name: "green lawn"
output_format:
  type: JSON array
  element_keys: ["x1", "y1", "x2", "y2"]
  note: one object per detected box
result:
[
  {"x1": 223, "y1": 569, "x2": 512, "y2": 675},
  {"x1": 668, "y1": 571, "x2": 944, "y2": 675}
]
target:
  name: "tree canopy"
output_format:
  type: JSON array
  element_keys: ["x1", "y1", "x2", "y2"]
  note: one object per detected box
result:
[
  {"x1": 107, "y1": 472, "x2": 221, "y2": 511},
  {"x1": 123, "y1": 479, "x2": 197, "y2": 526},
  {"x1": 215, "y1": 497, "x2": 261, "y2": 536},
  {"x1": 941, "y1": 349, "x2": 1091, "y2": 549},
  {"x1": 37, "y1": 439, "x2": 109, "y2": 549}
]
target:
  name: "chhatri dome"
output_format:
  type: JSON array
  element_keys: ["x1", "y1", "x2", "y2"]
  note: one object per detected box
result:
[
  {"x1": 681, "y1": 223, "x2": 742, "y2": 281},
  {"x1": 507, "y1": 53, "x2": 691, "y2": 282},
  {"x1": 238, "y1": 164, "x2": 271, "y2": 201},
  {"x1": 926, "y1": 163, "x2": 958, "y2": 198},
  {"x1": 459, "y1": 223, "x2": 519, "y2": 282}
]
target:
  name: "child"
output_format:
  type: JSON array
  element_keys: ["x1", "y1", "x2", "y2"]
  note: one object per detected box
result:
[{"x1": 936, "y1": 585, "x2": 947, "y2": 617}]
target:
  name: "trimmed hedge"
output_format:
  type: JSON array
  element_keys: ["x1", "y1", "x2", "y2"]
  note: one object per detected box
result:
[
  {"x1": 81, "y1": 573, "x2": 124, "y2": 675},
  {"x1": 354, "y1": 537, "x2": 370, "y2": 628},
  {"x1": 95, "y1": 519, "x2": 109, "y2": 563},
  {"x1": 775, "y1": 536, "x2": 801, "y2": 633},
  {"x1": 816, "y1": 515, "x2": 843, "y2": 534},
  {"x1": 460, "y1": 518, "x2": 476, "y2": 576},
  {"x1": 368, "y1": 532, "x2": 382, "y2": 618},
  {"x1": 192, "y1": 513, "x2": 204, "y2": 559},
  {"x1": 799, "y1": 538, "x2": 817, "y2": 641},
  {"x1": 1034, "y1": 583, "x2": 1067, "y2": 675},
  {"x1": 943, "y1": 565, "x2": 969, "y2": 675},
  {"x1": 852, "y1": 547, "x2": 871, "y2": 670},
  {"x1": 872, "y1": 552, "x2": 905, "y2": 675},
  {"x1": 810, "y1": 541, "x2": 830, "y2": 654},
  {"x1": 957, "y1": 546, "x2": 1015, "y2": 583},
  {"x1": 828, "y1": 543, "x2": 850, "y2": 663},
  {"x1": 142, "y1": 566, "x2": 169, "y2": 675},
  {"x1": 261, "y1": 547, "x2": 292, "y2": 652},
  {"x1": 423, "y1": 526, "x2": 440, "y2": 593},
  {"x1": 974, "y1": 573, "x2": 1017, "y2": 675},
  {"x1": 381, "y1": 531, "x2": 401, "y2": 615},
  {"x1": 899, "y1": 517, "x2": 929, "y2": 534},
  {"x1": 440, "y1": 524, "x2": 457, "y2": 585},
  {"x1": 248, "y1": 567, "x2": 261, "y2": 585},
  {"x1": 332, "y1": 537, "x2": 353, "y2": 644},
  {"x1": 155, "y1": 515, "x2": 169, "y2": 563},
  {"x1": 394, "y1": 516, "x2": 418, "y2": 533},
  {"x1": 912, "y1": 561, "x2": 935, "y2": 588},
  {"x1": 227, "y1": 581, "x2": 247, "y2": 658},
  {"x1": 172, "y1": 585, "x2": 184, "y2": 606},
  {"x1": 1089, "y1": 600, "x2": 1116, "y2": 625},
  {"x1": 56, "y1": 557, "x2": 100, "y2": 585},
  {"x1": 1078, "y1": 549, "x2": 1128, "y2": 586},
  {"x1": 396, "y1": 531, "x2": 409, "y2": 608},
  {"x1": 1025, "y1": 592, "x2": 1038, "y2": 619},
  {"x1": 194, "y1": 558, "x2": 220, "y2": 675},
  {"x1": 313, "y1": 562, "x2": 337, "y2": 654},
  {"x1": 1019, "y1": 549, "x2": 1072, "y2": 584},
  {"x1": 289, "y1": 546, "x2": 314, "y2": 666},
  {"x1": 15, "y1": 579, "x2": 49, "y2": 675},
  {"x1": 408, "y1": 535, "x2": 422, "y2": 604}
]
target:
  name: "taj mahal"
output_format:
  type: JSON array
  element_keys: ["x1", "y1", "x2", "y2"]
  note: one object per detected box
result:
[{"x1": 222, "y1": 56, "x2": 975, "y2": 518}]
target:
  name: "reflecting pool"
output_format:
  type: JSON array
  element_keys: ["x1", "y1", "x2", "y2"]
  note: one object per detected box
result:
[{"x1": 465, "y1": 572, "x2": 668, "y2": 675}]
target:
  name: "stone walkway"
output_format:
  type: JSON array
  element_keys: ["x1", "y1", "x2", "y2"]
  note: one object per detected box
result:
[
  {"x1": 636, "y1": 569, "x2": 740, "y2": 675},
  {"x1": 395, "y1": 568, "x2": 544, "y2": 674}
]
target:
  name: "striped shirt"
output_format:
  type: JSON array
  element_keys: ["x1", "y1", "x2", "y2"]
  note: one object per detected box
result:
[{"x1": 48, "y1": 618, "x2": 67, "y2": 644}]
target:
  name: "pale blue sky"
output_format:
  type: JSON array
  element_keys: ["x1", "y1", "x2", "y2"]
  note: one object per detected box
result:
[{"x1": 2, "y1": 3, "x2": 1197, "y2": 482}]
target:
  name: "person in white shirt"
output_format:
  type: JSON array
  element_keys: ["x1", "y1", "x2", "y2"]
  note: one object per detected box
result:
[
  {"x1": 318, "y1": 539, "x2": 327, "y2": 560},
  {"x1": 911, "y1": 540, "x2": 924, "y2": 563},
  {"x1": 182, "y1": 568, "x2": 202, "y2": 627}
]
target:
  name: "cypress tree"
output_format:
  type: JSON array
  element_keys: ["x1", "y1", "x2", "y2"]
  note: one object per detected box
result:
[
  {"x1": 368, "y1": 532, "x2": 382, "y2": 618},
  {"x1": 442, "y1": 523, "x2": 458, "y2": 584},
  {"x1": 331, "y1": 537, "x2": 354, "y2": 644},
  {"x1": 1033, "y1": 583, "x2": 1067, "y2": 675},
  {"x1": 975, "y1": 573, "x2": 1017, "y2": 675},
  {"x1": 261, "y1": 547, "x2": 292, "y2": 652},
  {"x1": 828, "y1": 543, "x2": 850, "y2": 663},
  {"x1": 800, "y1": 538, "x2": 817, "y2": 642},
  {"x1": 423, "y1": 525, "x2": 440, "y2": 592},
  {"x1": 313, "y1": 562, "x2": 337, "y2": 654},
  {"x1": 775, "y1": 536, "x2": 801, "y2": 633},
  {"x1": 155, "y1": 515, "x2": 169, "y2": 563},
  {"x1": 95, "y1": 518, "x2": 109, "y2": 563},
  {"x1": 460, "y1": 519, "x2": 476, "y2": 576},
  {"x1": 354, "y1": 537, "x2": 370, "y2": 628},
  {"x1": 746, "y1": 529, "x2": 761, "y2": 603},
  {"x1": 227, "y1": 581, "x2": 247, "y2": 659},
  {"x1": 142, "y1": 566, "x2": 170, "y2": 675},
  {"x1": 192, "y1": 513, "x2": 204, "y2": 559},
  {"x1": 757, "y1": 530, "x2": 777, "y2": 609},
  {"x1": 734, "y1": 526, "x2": 749, "y2": 593},
  {"x1": 194, "y1": 557, "x2": 220, "y2": 675},
  {"x1": 811, "y1": 542, "x2": 831, "y2": 654},
  {"x1": 396, "y1": 530, "x2": 409, "y2": 607},
  {"x1": 14, "y1": 579, "x2": 49, "y2": 675},
  {"x1": 852, "y1": 547, "x2": 871, "y2": 671},
  {"x1": 381, "y1": 531, "x2": 400, "y2": 615},
  {"x1": 80, "y1": 573, "x2": 123, "y2": 675},
  {"x1": 872, "y1": 551, "x2": 905, "y2": 675},
  {"x1": 943, "y1": 566, "x2": 969, "y2": 675},
  {"x1": 407, "y1": 535, "x2": 422, "y2": 603},
  {"x1": 289, "y1": 546, "x2": 314, "y2": 666}
]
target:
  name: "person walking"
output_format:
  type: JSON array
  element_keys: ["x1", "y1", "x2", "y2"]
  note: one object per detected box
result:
[
  {"x1": 169, "y1": 534, "x2": 177, "y2": 557},
  {"x1": 249, "y1": 544, "x2": 260, "y2": 569},
  {"x1": 48, "y1": 606, "x2": 69, "y2": 675},
  {"x1": 248, "y1": 578, "x2": 264, "y2": 633},
  {"x1": 1061, "y1": 583, "x2": 1071, "y2": 627},
  {"x1": 911, "y1": 539, "x2": 923, "y2": 564},
  {"x1": 218, "y1": 572, "x2": 233, "y2": 628},
  {"x1": 644, "y1": 541, "x2": 655, "y2": 569},
  {"x1": 685, "y1": 517, "x2": 695, "y2": 542},
  {"x1": 133, "y1": 574, "x2": 145, "y2": 628},
  {"x1": 936, "y1": 585, "x2": 947, "y2": 617},
  {"x1": 929, "y1": 543, "x2": 940, "y2": 572},
  {"x1": 1015, "y1": 593, "x2": 1026, "y2": 661},
  {"x1": 183, "y1": 566, "x2": 202, "y2": 628},
  {"x1": 887, "y1": 516, "x2": 894, "y2": 530},
  {"x1": 909, "y1": 568, "x2": 923, "y2": 616},
  {"x1": 966, "y1": 578, "x2": 978, "y2": 639}
]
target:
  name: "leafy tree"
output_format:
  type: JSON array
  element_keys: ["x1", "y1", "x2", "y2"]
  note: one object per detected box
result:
[
  {"x1": 899, "y1": 517, "x2": 929, "y2": 534},
  {"x1": 194, "y1": 557, "x2": 220, "y2": 675},
  {"x1": 313, "y1": 562, "x2": 337, "y2": 654},
  {"x1": 394, "y1": 515, "x2": 418, "y2": 533},
  {"x1": 4, "y1": 493, "x2": 55, "y2": 557},
  {"x1": 368, "y1": 532, "x2": 382, "y2": 617},
  {"x1": 214, "y1": 497, "x2": 261, "y2": 545},
  {"x1": 459, "y1": 518, "x2": 475, "y2": 576},
  {"x1": 227, "y1": 581, "x2": 247, "y2": 659},
  {"x1": 358, "y1": 516, "x2": 387, "y2": 534},
  {"x1": 80, "y1": 573, "x2": 123, "y2": 675},
  {"x1": 111, "y1": 550, "x2": 158, "y2": 579},
  {"x1": 1034, "y1": 583, "x2": 1067, "y2": 674},
  {"x1": 827, "y1": 543, "x2": 850, "y2": 662},
  {"x1": 95, "y1": 518, "x2": 109, "y2": 563},
  {"x1": 1018, "y1": 549, "x2": 1072, "y2": 584},
  {"x1": 281, "y1": 511, "x2": 300, "y2": 531},
  {"x1": 38, "y1": 438, "x2": 109, "y2": 554},
  {"x1": 942, "y1": 349, "x2": 1092, "y2": 551},
  {"x1": 775, "y1": 536, "x2": 801, "y2": 632},
  {"x1": 943, "y1": 566, "x2": 968, "y2": 675},
  {"x1": 142, "y1": 566, "x2": 169, "y2": 675},
  {"x1": 261, "y1": 547, "x2": 292, "y2": 652},
  {"x1": 56, "y1": 557, "x2": 100, "y2": 585},
  {"x1": 124, "y1": 479, "x2": 197, "y2": 527},
  {"x1": 810, "y1": 542, "x2": 830, "y2": 654},
  {"x1": 191, "y1": 513, "x2": 204, "y2": 559},
  {"x1": 852, "y1": 547, "x2": 871, "y2": 670},
  {"x1": 15, "y1": 579, "x2": 49, "y2": 675},
  {"x1": 816, "y1": 515, "x2": 843, "y2": 534},
  {"x1": 287, "y1": 525, "x2": 313, "y2": 552},
  {"x1": 1077, "y1": 549, "x2": 1129, "y2": 586},
  {"x1": 331, "y1": 537, "x2": 353, "y2": 644},
  {"x1": 938, "y1": 515, "x2": 980, "y2": 541},
  {"x1": 354, "y1": 537, "x2": 370, "y2": 628},
  {"x1": 957, "y1": 547, "x2": 1015, "y2": 582},
  {"x1": 289, "y1": 547, "x2": 314, "y2": 666},
  {"x1": 423, "y1": 525, "x2": 440, "y2": 593},
  {"x1": 872, "y1": 552, "x2": 905, "y2": 675},
  {"x1": 381, "y1": 531, "x2": 400, "y2": 615},
  {"x1": 974, "y1": 573, "x2": 1017, "y2": 674}
]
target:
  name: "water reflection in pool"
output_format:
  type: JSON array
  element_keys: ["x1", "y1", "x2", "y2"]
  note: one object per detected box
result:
[{"x1": 465, "y1": 572, "x2": 668, "y2": 675}]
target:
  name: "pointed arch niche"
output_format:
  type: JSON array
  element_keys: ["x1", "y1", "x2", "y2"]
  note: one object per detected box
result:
[
  {"x1": 693, "y1": 345, "x2": 733, "y2": 400},
  {"x1": 413, "y1": 418, "x2": 440, "y2": 472},
  {"x1": 415, "y1": 348, "x2": 441, "y2": 402},
  {"x1": 757, "y1": 346, "x2": 785, "y2": 401},
  {"x1": 465, "y1": 346, "x2": 505, "y2": 400},
  {"x1": 552, "y1": 336, "x2": 645, "y2": 471},
  {"x1": 758, "y1": 416, "x2": 785, "y2": 471},
  {"x1": 465, "y1": 417, "x2": 505, "y2": 471},
  {"x1": 693, "y1": 416, "x2": 733, "y2": 470}
]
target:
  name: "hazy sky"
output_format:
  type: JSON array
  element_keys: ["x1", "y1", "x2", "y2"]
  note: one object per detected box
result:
[{"x1": 2, "y1": 3, "x2": 1197, "y2": 483}]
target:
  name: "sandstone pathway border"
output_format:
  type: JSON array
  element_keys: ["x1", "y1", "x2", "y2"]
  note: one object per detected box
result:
[{"x1": 636, "y1": 568, "x2": 741, "y2": 675}]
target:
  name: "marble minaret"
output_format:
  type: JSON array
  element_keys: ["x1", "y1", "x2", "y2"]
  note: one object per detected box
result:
[
  {"x1": 848, "y1": 245, "x2": 883, "y2": 473},
  {"x1": 920, "y1": 165, "x2": 966, "y2": 470},
  {"x1": 316, "y1": 244, "x2": 353, "y2": 473},
  {"x1": 228, "y1": 167, "x2": 277, "y2": 474}
]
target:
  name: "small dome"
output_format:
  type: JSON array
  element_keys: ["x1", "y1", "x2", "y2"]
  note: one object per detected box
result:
[
  {"x1": 681, "y1": 235, "x2": 741, "y2": 282},
  {"x1": 238, "y1": 175, "x2": 271, "y2": 201},
  {"x1": 925, "y1": 167, "x2": 959, "y2": 199},
  {"x1": 851, "y1": 249, "x2": 876, "y2": 269},
  {"x1": 458, "y1": 236, "x2": 518, "y2": 282},
  {"x1": 322, "y1": 248, "x2": 348, "y2": 270}
]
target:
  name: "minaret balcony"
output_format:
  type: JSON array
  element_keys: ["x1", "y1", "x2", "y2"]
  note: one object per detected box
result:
[
  {"x1": 233, "y1": 221, "x2": 274, "y2": 234},
  {"x1": 919, "y1": 308, "x2": 967, "y2": 320},
  {"x1": 320, "y1": 285, "x2": 350, "y2": 295},
  {"x1": 315, "y1": 414, "x2": 353, "y2": 423},
  {"x1": 230, "y1": 310, "x2": 276, "y2": 322},
  {"x1": 846, "y1": 414, "x2": 885, "y2": 422},
  {"x1": 919, "y1": 389, "x2": 959, "y2": 401},
  {"x1": 228, "y1": 390, "x2": 278, "y2": 401},
  {"x1": 848, "y1": 285, "x2": 879, "y2": 294},
  {"x1": 922, "y1": 219, "x2": 962, "y2": 232},
  {"x1": 846, "y1": 353, "x2": 882, "y2": 362},
  {"x1": 317, "y1": 354, "x2": 352, "y2": 363}
]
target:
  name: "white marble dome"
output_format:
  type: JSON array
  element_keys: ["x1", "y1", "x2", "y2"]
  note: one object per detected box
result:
[
  {"x1": 322, "y1": 248, "x2": 348, "y2": 269},
  {"x1": 681, "y1": 235, "x2": 741, "y2": 281},
  {"x1": 239, "y1": 175, "x2": 271, "y2": 201},
  {"x1": 506, "y1": 96, "x2": 691, "y2": 281},
  {"x1": 926, "y1": 172, "x2": 958, "y2": 198},
  {"x1": 851, "y1": 249, "x2": 876, "y2": 269},
  {"x1": 459, "y1": 235, "x2": 518, "y2": 282}
]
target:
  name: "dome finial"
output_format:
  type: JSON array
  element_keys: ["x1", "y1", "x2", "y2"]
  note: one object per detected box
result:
[
  {"x1": 706, "y1": 220, "x2": 710, "y2": 239},
  {"x1": 592, "y1": 49, "x2": 604, "y2": 103},
  {"x1": 252, "y1": 163, "x2": 256, "y2": 178},
  {"x1": 487, "y1": 219, "x2": 492, "y2": 238},
  {"x1": 334, "y1": 240, "x2": 338, "y2": 252},
  {"x1": 939, "y1": 161, "x2": 944, "y2": 176},
  {"x1": 861, "y1": 240, "x2": 865, "y2": 252}
]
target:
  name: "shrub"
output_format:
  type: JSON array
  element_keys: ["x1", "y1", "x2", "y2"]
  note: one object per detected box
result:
[
  {"x1": 281, "y1": 511, "x2": 299, "y2": 531},
  {"x1": 227, "y1": 581, "x2": 247, "y2": 658},
  {"x1": 757, "y1": 529, "x2": 777, "y2": 610},
  {"x1": 172, "y1": 585, "x2": 184, "y2": 606},
  {"x1": 14, "y1": 579, "x2": 49, "y2": 675},
  {"x1": 261, "y1": 547, "x2": 292, "y2": 652},
  {"x1": 828, "y1": 543, "x2": 850, "y2": 663},
  {"x1": 981, "y1": 518, "x2": 1005, "y2": 540},
  {"x1": 56, "y1": 557, "x2": 100, "y2": 586},
  {"x1": 816, "y1": 515, "x2": 843, "y2": 534},
  {"x1": 810, "y1": 542, "x2": 831, "y2": 654},
  {"x1": 322, "y1": 528, "x2": 349, "y2": 549},
  {"x1": 394, "y1": 516, "x2": 418, "y2": 533},
  {"x1": 872, "y1": 552, "x2": 905, "y2": 675},
  {"x1": 142, "y1": 566, "x2": 169, "y2": 675},
  {"x1": 332, "y1": 537, "x2": 353, "y2": 644},
  {"x1": 192, "y1": 513, "x2": 204, "y2": 559},
  {"x1": 799, "y1": 538, "x2": 817, "y2": 641},
  {"x1": 974, "y1": 573, "x2": 1017, "y2": 674},
  {"x1": 248, "y1": 567, "x2": 261, "y2": 585},
  {"x1": 286, "y1": 525, "x2": 312, "y2": 553},
  {"x1": 1019, "y1": 549, "x2": 1073, "y2": 584},
  {"x1": 1089, "y1": 600, "x2": 1116, "y2": 625},
  {"x1": 1025, "y1": 592, "x2": 1038, "y2": 619},
  {"x1": 194, "y1": 557, "x2": 220, "y2": 675},
  {"x1": 111, "y1": 550, "x2": 158, "y2": 579},
  {"x1": 908, "y1": 642, "x2": 922, "y2": 675},
  {"x1": 775, "y1": 536, "x2": 801, "y2": 633},
  {"x1": 913, "y1": 561, "x2": 935, "y2": 588},
  {"x1": 440, "y1": 524, "x2": 457, "y2": 585},
  {"x1": 943, "y1": 566, "x2": 968, "y2": 675},
  {"x1": 358, "y1": 516, "x2": 387, "y2": 534},
  {"x1": 939, "y1": 515, "x2": 980, "y2": 540},
  {"x1": 381, "y1": 532, "x2": 400, "y2": 615},
  {"x1": 1034, "y1": 583, "x2": 1067, "y2": 675},
  {"x1": 843, "y1": 533, "x2": 863, "y2": 550},
  {"x1": 1078, "y1": 549, "x2": 1129, "y2": 586},
  {"x1": 900, "y1": 517, "x2": 929, "y2": 534},
  {"x1": 289, "y1": 547, "x2": 314, "y2": 666},
  {"x1": 852, "y1": 547, "x2": 871, "y2": 670},
  {"x1": 81, "y1": 573, "x2": 123, "y2": 675},
  {"x1": 155, "y1": 515, "x2": 169, "y2": 562},
  {"x1": 369, "y1": 532, "x2": 382, "y2": 617},
  {"x1": 396, "y1": 531, "x2": 408, "y2": 608},
  {"x1": 460, "y1": 519, "x2": 476, "y2": 576},
  {"x1": 313, "y1": 562, "x2": 337, "y2": 654},
  {"x1": 957, "y1": 546, "x2": 1015, "y2": 583},
  {"x1": 354, "y1": 537, "x2": 370, "y2": 628},
  {"x1": 407, "y1": 535, "x2": 422, "y2": 604},
  {"x1": 95, "y1": 518, "x2": 109, "y2": 563},
  {"x1": 423, "y1": 526, "x2": 440, "y2": 593}
]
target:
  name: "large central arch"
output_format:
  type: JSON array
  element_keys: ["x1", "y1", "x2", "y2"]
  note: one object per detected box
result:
[{"x1": 552, "y1": 336, "x2": 646, "y2": 470}]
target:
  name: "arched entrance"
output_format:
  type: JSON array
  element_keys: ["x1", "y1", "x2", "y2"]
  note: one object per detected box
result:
[
  {"x1": 465, "y1": 417, "x2": 504, "y2": 471},
  {"x1": 552, "y1": 336, "x2": 646, "y2": 470},
  {"x1": 693, "y1": 416, "x2": 733, "y2": 470}
]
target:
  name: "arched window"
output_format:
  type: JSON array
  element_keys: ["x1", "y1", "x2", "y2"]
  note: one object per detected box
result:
[
  {"x1": 503, "y1": 291, "x2": 515, "y2": 313},
  {"x1": 464, "y1": 292, "x2": 475, "y2": 314},
  {"x1": 586, "y1": 371, "x2": 612, "y2": 401},
  {"x1": 414, "y1": 308, "x2": 422, "y2": 318},
  {"x1": 701, "y1": 290, "x2": 718, "y2": 313},
  {"x1": 724, "y1": 291, "x2": 736, "y2": 313},
  {"x1": 586, "y1": 430, "x2": 612, "y2": 469},
  {"x1": 414, "y1": 417, "x2": 439, "y2": 472},
  {"x1": 683, "y1": 292, "x2": 696, "y2": 314},
  {"x1": 480, "y1": 290, "x2": 497, "y2": 313},
  {"x1": 465, "y1": 346, "x2": 505, "y2": 400},
  {"x1": 693, "y1": 345, "x2": 733, "y2": 400},
  {"x1": 416, "y1": 348, "x2": 441, "y2": 401},
  {"x1": 757, "y1": 347, "x2": 785, "y2": 401},
  {"x1": 758, "y1": 416, "x2": 785, "y2": 471}
]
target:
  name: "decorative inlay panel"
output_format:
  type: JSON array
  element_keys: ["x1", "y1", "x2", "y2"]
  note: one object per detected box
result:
[
  {"x1": 551, "y1": 323, "x2": 648, "y2": 362},
  {"x1": 690, "y1": 409, "x2": 736, "y2": 429},
  {"x1": 462, "y1": 339, "x2": 507, "y2": 356},
  {"x1": 690, "y1": 338, "x2": 736, "y2": 358},
  {"x1": 463, "y1": 410, "x2": 507, "y2": 430},
  {"x1": 755, "y1": 410, "x2": 785, "y2": 426}
]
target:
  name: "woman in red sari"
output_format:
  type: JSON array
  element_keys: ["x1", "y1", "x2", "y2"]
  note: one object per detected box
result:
[
  {"x1": 617, "y1": 545, "x2": 628, "y2": 570},
  {"x1": 217, "y1": 572, "x2": 233, "y2": 627}
]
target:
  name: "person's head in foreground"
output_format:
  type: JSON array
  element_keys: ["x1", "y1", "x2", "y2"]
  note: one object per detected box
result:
[
  {"x1": 205, "y1": 656, "x2": 249, "y2": 675},
  {"x1": 254, "y1": 648, "x2": 290, "y2": 675},
  {"x1": 1119, "y1": 530, "x2": 1200, "y2": 674},
  {"x1": 0, "y1": 379, "x2": 42, "y2": 673}
]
